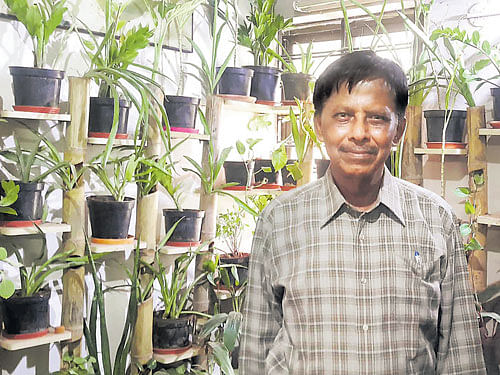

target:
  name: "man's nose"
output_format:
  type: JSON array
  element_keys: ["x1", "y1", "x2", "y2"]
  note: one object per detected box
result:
[{"x1": 350, "y1": 115, "x2": 369, "y2": 141}]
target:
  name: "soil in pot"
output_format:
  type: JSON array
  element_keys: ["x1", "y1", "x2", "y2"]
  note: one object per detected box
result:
[
  {"x1": 9, "y1": 67, "x2": 65, "y2": 112},
  {"x1": 164, "y1": 96, "x2": 200, "y2": 132},
  {"x1": 424, "y1": 110, "x2": 467, "y2": 143},
  {"x1": 0, "y1": 181, "x2": 44, "y2": 225},
  {"x1": 87, "y1": 196, "x2": 135, "y2": 239},
  {"x1": 219, "y1": 252, "x2": 250, "y2": 287},
  {"x1": 281, "y1": 73, "x2": 314, "y2": 103},
  {"x1": 254, "y1": 159, "x2": 279, "y2": 187},
  {"x1": 88, "y1": 97, "x2": 130, "y2": 138},
  {"x1": 162, "y1": 209, "x2": 205, "y2": 244},
  {"x1": 1, "y1": 287, "x2": 50, "y2": 337},
  {"x1": 217, "y1": 67, "x2": 254, "y2": 97},
  {"x1": 153, "y1": 312, "x2": 193, "y2": 352},
  {"x1": 315, "y1": 159, "x2": 330, "y2": 179},
  {"x1": 244, "y1": 66, "x2": 282, "y2": 103},
  {"x1": 223, "y1": 161, "x2": 254, "y2": 189},
  {"x1": 491, "y1": 88, "x2": 500, "y2": 121}
]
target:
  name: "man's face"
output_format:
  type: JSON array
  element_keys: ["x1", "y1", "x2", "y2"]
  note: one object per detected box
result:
[{"x1": 314, "y1": 78, "x2": 405, "y2": 182}]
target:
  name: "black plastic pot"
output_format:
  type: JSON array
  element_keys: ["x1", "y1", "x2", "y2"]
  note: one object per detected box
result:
[
  {"x1": 153, "y1": 312, "x2": 193, "y2": 350},
  {"x1": 281, "y1": 160, "x2": 297, "y2": 186},
  {"x1": 424, "y1": 110, "x2": 467, "y2": 143},
  {"x1": 217, "y1": 67, "x2": 254, "y2": 96},
  {"x1": 220, "y1": 253, "x2": 250, "y2": 287},
  {"x1": 162, "y1": 209, "x2": 205, "y2": 243},
  {"x1": 223, "y1": 161, "x2": 254, "y2": 187},
  {"x1": 88, "y1": 97, "x2": 130, "y2": 137},
  {"x1": 1, "y1": 288, "x2": 50, "y2": 336},
  {"x1": 87, "y1": 196, "x2": 135, "y2": 239},
  {"x1": 244, "y1": 66, "x2": 282, "y2": 103},
  {"x1": 315, "y1": 159, "x2": 330, "y2": 179},
  {"x1": 9, "y1": 66, "x2": 64, "y2": 109},
  {"x1": 0, "y1": 181, "x2": 44, "y2": 222},
  {"x1": 281, "y1": 73, "x2": 314, "y2": 102},
  {"x1": 254, "y1": 159, "x2": 279, "y2": 185},
  {"x1": 164, "y1": 96, "x2": 200, "y2": 130},
  {"x1": 491, "y1": 88, "x2": 500, "y2": 121}
]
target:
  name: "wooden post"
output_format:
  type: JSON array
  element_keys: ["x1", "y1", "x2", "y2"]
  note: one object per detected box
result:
[
  {"x1": 194, "y1": 94, "x2": 222, "y2": 313},
  {"x1": 130, "y1": 85, "x2": 164, "y2": 373},
  {"x1": 61, "y1": 77, "x2": 90, "y2": 362},
  {"x1": 467, "y1": 106, "x2": 487, "y2": 293},
  {"x1": 401, "y1": 105, "x2": 423, "y2": 186}
]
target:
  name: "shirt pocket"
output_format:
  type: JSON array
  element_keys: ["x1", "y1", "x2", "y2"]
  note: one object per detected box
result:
[{"x1": 265, "y1": 327, "x2": 296, "y2": 375}]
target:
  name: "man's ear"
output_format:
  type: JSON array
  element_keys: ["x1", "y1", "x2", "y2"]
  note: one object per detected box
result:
[
  {"x1": 314, "y1": 115, "x2": 324, "y2": 142},
  {"x1": 392, "y1": 116, "x2": 406, "y2": 145}
]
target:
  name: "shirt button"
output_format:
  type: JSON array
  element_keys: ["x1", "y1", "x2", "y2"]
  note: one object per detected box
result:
[
  {"x1": 361, "y1": 278, "x2": 367, "y2": 285},
  {"x1": 362, "y1": 324, "x2": 369, "y2": 331},
  {"x1": 359, "y1": 234, "x2": 365, "y2": 241}
]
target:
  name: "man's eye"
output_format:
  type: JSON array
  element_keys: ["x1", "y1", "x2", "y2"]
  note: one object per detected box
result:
[
  {"x1": 334, "y1": 113, "x2": 349, "y2": 120},
  {"x1": 370, "y1": 115, "x2": 389, "y2": 123}
]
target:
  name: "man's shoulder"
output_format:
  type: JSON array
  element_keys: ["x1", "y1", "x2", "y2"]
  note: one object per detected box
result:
[
  {"x1": 394, "y1": 177, "x2": 455, "y2": 218},
  {"x1": 261, "y1": 178, "x2": 324, "y2": 217}
]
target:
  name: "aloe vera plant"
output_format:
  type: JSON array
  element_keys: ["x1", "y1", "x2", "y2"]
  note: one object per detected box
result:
[{"x1": 4, "y1": 0, "x2": 67, "y2": 68}]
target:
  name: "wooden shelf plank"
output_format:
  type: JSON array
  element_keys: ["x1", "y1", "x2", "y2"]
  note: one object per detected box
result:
[
  {"x1": 88, "y1": 137, "x2": 136, "y2": 146},
  {"x1": 0, "y1": 222, "x2": 71, "y2": 236},
  {"x1": 171, "y1": 131, "x2": 210, "y2": 141},
  {"x1": 222, "y1": 100, "x2": 296, "y2": 115},
  {"x1": 90, "y1": 240, "x2": 147, "y2": 253},
  {"x1": 0, "y1": 329, "x2": 71, "y2": 351},
  {"x1": 477, "y1": 214, "x2": 500, "y2": 226},
  {"x1": 478, "y1": 128, "x2": 500, "y2": 136},
  {"x1": 414, "y1": 147, "x2": 467, "y2": 155},
  {"x1": 153, "y1": 345, "x2": 203, "y2": 364},
  {"x1": 0, "y1": 110, "x2": 71, "y2": 122}
]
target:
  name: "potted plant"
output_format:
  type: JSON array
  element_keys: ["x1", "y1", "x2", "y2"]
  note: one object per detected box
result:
[
  {"x1": 0, "y1": 136, "x2": 67, "y2": 225},
  {"x1": 5, "y1": 0, "x2": 67, "y2": 113},
  {"x1": 0, "y1": 246, "x2": 16, "y2": 300},
  {"x1": 87, "y1": 150, "x2": 137, "y2": 240},
  {"x1": 142, "y1": 248, "x2": 208, "y2": 354},
  {"x1": 79, "y1": 0, "x2": 160, "y2": 142},
  {"x1": 270, "y1": 41, "x2": 315, "y2": 103},
  {"x1": 223, "y1": 138, "x2": 261, "y2": 190},
  {"x1": 1, "y1": 243, "x2": 87, "y2": 338},
  {"x1": 216, "y1": 209, "x2": 250, "y2": 287},
  {"x1": 237, "y1": 0, "x2": 292, "y2": 103},
  {"x1": 213, "y1": 0, "x2": 255, "y2": 97},
  {"x1": 160, "y1": 0, "x2": 205, "y2": 133}
]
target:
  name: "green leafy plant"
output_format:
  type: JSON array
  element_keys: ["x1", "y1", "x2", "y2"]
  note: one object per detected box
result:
[
  {"x1": 4, "y1": 0, "x2": 67, "y2": 68},
  {"x1": 235, "y1": 137, "x2": 261, "y2": 188},
  {"x1": 88, "y1": 150, "x2": 137, "y2": 202},
  {"x1": 53, "y1": 353, "x2": 96, "y2": 375},
  {"x1": 198, "y1": 308, "x2": 242, "y2": 375},
  {"x1": 0, "y1": 180, "x2": 19, "y2": 216},
  {"x1": 142, "y1": 249, "x2": 207, "y2": 320},
  {"x1": 0, "y1": 136, "x2": 68, "y2": 183},
  {"x1": 79, "y1": 0, "x2": 170, "y2": 166},
  {"x1": 454, "y1": 171, "x2": 485, "y2": 253},
  {"x1": 237, "y1": 0, "x2": 292, "y2": 66},
  {"x1": 268, "y1": 41, "x2": 314, "y2": 74},
  {"x1": 187, "y1": 0, "x2": 235, "y2": 96},
  {"x1": 216, "y1": 209, "x2": 247, "y2": 258},
  {"x1": 0, "y1": 246, "x2": 17, "y2": 299},
  {"x1": 84, "y1": 238, "x2": 141, "y2": 375}
]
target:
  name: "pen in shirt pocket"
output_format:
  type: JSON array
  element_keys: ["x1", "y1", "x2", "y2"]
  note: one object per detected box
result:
[{"x1": 414, "y1": 251, "x2": 422, "y2": 266}]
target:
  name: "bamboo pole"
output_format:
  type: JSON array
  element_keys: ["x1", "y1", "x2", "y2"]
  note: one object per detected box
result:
[
  {"x1": 401, "y1": 105, "x2": 423, "y2": 185},
  {"x1": 194, "y1": 94, "x2": 222, "y2": 313},
  {"x1": 466, "y1": 106, "x2": 487, "y2": 293},
  {"x1": 61, "y1": 77, "x2": 90, "y2": 359},
  {"x1": 130, "y1": 85, "x2": 164, "y2": 374}
]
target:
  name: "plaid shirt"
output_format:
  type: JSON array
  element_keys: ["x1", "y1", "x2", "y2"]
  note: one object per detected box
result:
[{"x1": 240, "y1": 168, "x2": 486, "y2": 375}]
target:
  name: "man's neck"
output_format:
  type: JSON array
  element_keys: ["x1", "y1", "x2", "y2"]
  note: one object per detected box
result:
[{"x1": 331, "y1": 169, "x2": 384, "y2": 209}]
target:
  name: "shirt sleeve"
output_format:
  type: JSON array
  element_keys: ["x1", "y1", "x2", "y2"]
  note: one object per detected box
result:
[
  {"x1": 436, "y1": 218, "x2": 486, "y2": 374},
  {"x1": 239, "y1": 209, "x2": 283, "y2": 374}
]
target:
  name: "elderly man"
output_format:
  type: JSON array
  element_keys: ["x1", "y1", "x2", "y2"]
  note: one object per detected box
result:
[{"x1": 239, "y1": 50, "x2": 485, "y2": 374}]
